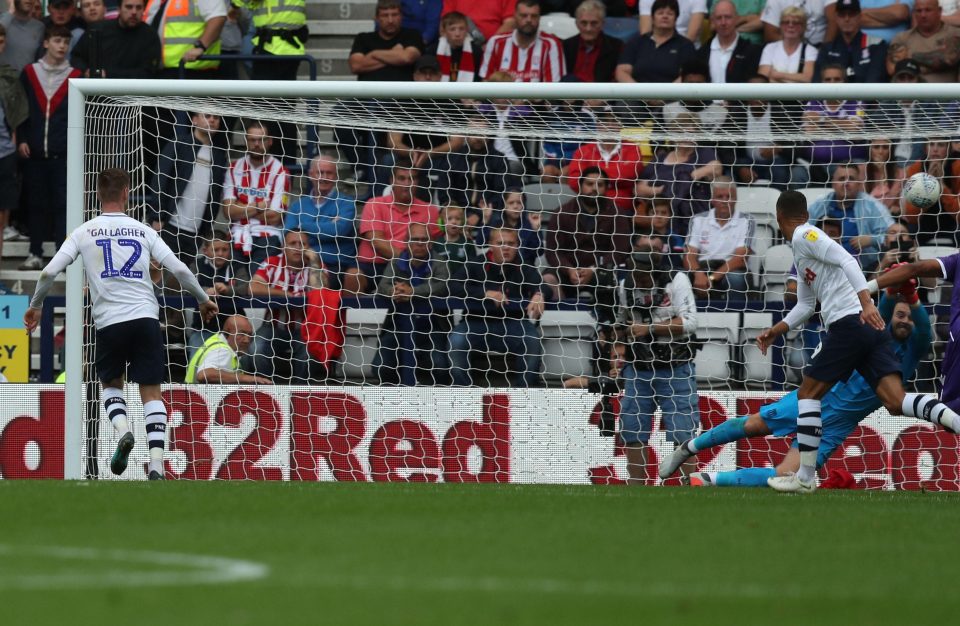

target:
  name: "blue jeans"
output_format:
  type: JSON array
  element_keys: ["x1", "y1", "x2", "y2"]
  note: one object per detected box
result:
[
  {"x1": 449, "y1": 318, "x2": 543, "y2": 387},
  {"x1": 619, "y1": 362, "x2": 699, "y2": 445},
  {"x1": 243, "y1": 322, "x2": 311, "y2": 384},
  {"x1": 374, "y1": 307, "x2": 451, "y2": 385}
]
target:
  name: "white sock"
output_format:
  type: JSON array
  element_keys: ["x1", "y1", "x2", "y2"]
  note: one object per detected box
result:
[
  {"x1": 903, "y1": 393, "x2": 960, "y2": 433},
  {"x1": 796, "y1": 398, "x2": 822, "y2": 483},
  {"x1": 143, "y1": 400, "x2": 167, "y2": 475},
  {"x1": 102, "y1": 387, "x2": 129, "y2": 436},
  {"x1": 685, "y1": 439, "x2": 698, "y2": 453}
]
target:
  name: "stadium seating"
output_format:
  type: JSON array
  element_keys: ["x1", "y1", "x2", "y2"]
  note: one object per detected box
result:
[
  {"x1": 539, "y1": 12, "x2": 578, "y2": 39},
  {"x1": 693, "y1": 312, "x2": 739, "y2": 385},
  {"x1": 540, "y1": 310, "x2": 597, "y2": 380},
  {"x1": 762, "y1": 244, "x2": 794, "y2": 302},
  {"x1": 734, "y1": 186, "x2": 780, "y2": 280},
  {"x1": 741, "y1": 312, "x2": 774, "y2": 386}
]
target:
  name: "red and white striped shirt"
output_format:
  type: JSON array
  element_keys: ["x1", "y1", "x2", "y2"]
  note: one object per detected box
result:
[
  {"x1": 478, "y1": 31, "x2": 565, "y2": 82},
  {"x1": 255, "y1": 254, "x2": 310, "y2": 324},
  {"x1": 222, "y1": 155, "x2": 289, "y2": 253}
]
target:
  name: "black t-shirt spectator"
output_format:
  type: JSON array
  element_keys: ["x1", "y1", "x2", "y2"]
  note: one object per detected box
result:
[
  {"x1": 350, "y1": 28, "x2": 425, "y2": 81},
  {"x1": 619, "y1": 32, "x2": 695, "y2": 82}
]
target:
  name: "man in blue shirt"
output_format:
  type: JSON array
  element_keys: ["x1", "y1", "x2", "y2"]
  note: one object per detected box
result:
[
  {"x1": 815, "y1": 0, "x2": 889, "y2": 83},
  {"x1": 807, "y1": 163, "x2": 894, "y2": 272},
  {"x1": 660, "y1": 292, "x2": 933, "y2": 486},
  {"x1": 284, "y1": 154, "x2": 363, "y2": 293}
]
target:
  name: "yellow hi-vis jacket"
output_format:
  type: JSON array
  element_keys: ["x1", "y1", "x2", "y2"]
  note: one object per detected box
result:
[
  {"x1": 239, "y1": 0, "x2": 307, "y2": 56},
  {"x1": 145, "y1": 0, "x2": 222, "y2": 70},
  {"x1": 184, "y1": 333, "x2": 238, "y2": 383}
]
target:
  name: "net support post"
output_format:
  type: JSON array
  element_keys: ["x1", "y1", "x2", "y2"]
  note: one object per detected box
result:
[{"x1": 64, "y1": 80, "x2": 85, "y2": 480}]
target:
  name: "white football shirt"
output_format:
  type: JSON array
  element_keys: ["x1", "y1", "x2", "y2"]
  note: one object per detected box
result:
[
  {"x1": 51, "y1": 213, "x2": 175, "y2": 329},
  {"x1": 785, "y1": 223, "x2": 866, "y2": 329}
]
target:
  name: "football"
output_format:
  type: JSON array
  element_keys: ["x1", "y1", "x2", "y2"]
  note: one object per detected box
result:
[{"x1": 903, "y1": 172, "x2": 942, "y2": 209}]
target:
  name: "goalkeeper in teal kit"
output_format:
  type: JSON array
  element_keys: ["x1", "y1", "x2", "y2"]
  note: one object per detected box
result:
[{"x1": 659, "y1": 290, "x2": 932, "y2": 486}]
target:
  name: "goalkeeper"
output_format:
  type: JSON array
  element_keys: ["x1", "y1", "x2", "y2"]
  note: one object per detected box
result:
[{"x1": 659, "y1": 287, "x2": 931, "y2": 486}]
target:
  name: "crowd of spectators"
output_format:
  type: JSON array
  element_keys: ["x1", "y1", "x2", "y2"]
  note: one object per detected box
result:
[{"x1": 3, "y1": 0, "x2": 956, "y2": 399}]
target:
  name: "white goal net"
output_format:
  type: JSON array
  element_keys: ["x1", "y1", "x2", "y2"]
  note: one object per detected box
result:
[{"x1": 61, "y1": 80, "x2": 959, "y2": 488}]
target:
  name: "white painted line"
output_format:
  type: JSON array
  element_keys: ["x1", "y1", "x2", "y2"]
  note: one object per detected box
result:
[{"x1": 0, "y1": 545, "x2": 268, "y2": 590}]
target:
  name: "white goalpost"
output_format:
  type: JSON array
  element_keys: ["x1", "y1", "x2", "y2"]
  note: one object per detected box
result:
[{"x1": 63, "y1": 79, "x2": 960, "y2": 485}]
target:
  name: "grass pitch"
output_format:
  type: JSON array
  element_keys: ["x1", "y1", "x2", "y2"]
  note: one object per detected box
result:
[{"x1": 1, "y1": 482, "x2": 958, "y2": 625}]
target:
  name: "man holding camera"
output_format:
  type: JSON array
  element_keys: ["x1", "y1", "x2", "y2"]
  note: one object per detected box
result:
[{"x1": 617, "y1": 234, "x2": 700, "y2": 484}]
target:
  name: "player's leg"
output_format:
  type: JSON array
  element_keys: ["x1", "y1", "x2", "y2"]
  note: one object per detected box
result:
[
  {"x1": 128, "y1": 319, "x2": 168, "y2": 480},
  {"x1": 658, "y1": 376, "x2": 764, "y2": 480},
  {"x1": 874, "y1": 373, "x2": 960, "y2": 433},
  {"x1": 790, "y1": 375, "x2": 834, "y2": 484},
  {"x1": 103, "y1": 376, "x2": 135, "y2": 477},
  {"x1": 665, "y1": 413, "x2": 771, "y2": 483},
  {"x1": 139, "y1": 385, "x2": 167, "y2": 480},
  {"x1": 95, "y1": 323, "x2": 136, "y2": 476}
]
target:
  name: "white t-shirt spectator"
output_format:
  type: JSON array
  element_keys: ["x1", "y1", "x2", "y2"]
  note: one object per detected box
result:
[
  {"x1": 761, "y1": 0, "x2": 834, "y2": 45},
  {"x1": 687, "y1": 209, "x2": 755, "y2": 262},
  {"x1": 640, "y1": 0, "x2": 708, "y2": 38},
  {"x1": 759, "y1": 40, "x2": 819, "y2": 74},
  {"x1": 169, "y1": 145, "x2": 213, "y2": 235}
]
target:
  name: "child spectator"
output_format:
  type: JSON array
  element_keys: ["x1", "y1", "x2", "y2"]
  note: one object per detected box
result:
[
  {"x1": 477, "y1": 189, "x2": 542, "y2": 265},
  {"x1": 17, "y1": 25, "x2": 79, "y2": 271},
  {"x1": 427, "y1": 10, "x2": 481, "y2": 81}
]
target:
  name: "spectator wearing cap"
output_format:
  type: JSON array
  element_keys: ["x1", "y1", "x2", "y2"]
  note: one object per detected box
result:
[
  {"x1": 0, "y1": 0, "x2": 44, "y2": 71},
  {"x1": 42, "y1": 0, "x2": 85, "y2": 53},
  {"x1": 887, "y1": 0, "x2": 960, "y2": 82},
  {"x1": 616, "y1": 0, "x2": 695, "y2": 83},
  {"x1": 814, "y1": 0, "x2": 888, "y2": 83},
  {"x1": 662, "y1": 59, "x2": 728, "y2": 133},
  {"x1": 381, "y1": 54, "x2": 469, "y2": 205},
  {"x1": 697, "y1": 0, "x2": 761, "y2": 84},
  {"x1": 869, "y1": 58, "x2": 958, "y2": 163},
  {"x1": 563, "y1": 0, "x2": 622, "y2": 83}
]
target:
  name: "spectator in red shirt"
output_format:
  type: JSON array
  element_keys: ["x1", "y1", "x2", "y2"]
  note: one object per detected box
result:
[
  {"x1": 357, "y1": 159, "x2": 442, "y2": 290},
  {"x1": 442, "y1": 0, "x2": 516, "y2": 41},
  {"x1": 567, "y1": 110, "x2": 645, "y2": 213},
  {"x1": 478, "y1": 0, "x2": 565, "y2": 82},
  {"x1": 245, "y1": 229, "x2": 324, "y2": 383},
  {"x1": 563, "y1": 0, "x2": 622, "y2": 82}
]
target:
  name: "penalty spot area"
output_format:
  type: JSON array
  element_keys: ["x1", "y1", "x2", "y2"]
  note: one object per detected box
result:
[{"x1": 0, "y1": 544, "x2": 269, "y2": 590}]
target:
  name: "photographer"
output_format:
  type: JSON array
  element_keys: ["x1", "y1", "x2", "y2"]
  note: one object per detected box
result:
[
  {"x1": 617, "y1": 234, "x2": 700, "y2": 484},
  {"x1": 876, "y1": 221, "x2": 918, "y2": 277}
]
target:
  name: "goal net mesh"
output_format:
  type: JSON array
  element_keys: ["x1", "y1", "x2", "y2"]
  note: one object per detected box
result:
[{"x1": 73, "y1": 86, "x2": 958, "y2": 488}]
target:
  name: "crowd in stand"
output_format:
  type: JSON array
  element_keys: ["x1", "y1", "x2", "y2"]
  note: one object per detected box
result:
[{"x1": 3, "y1": 0, "x2": 955, "y2": 397}]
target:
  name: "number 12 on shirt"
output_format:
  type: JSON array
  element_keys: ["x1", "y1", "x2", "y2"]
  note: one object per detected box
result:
[{"x1": 95, "y1": 238, "x2": 143, "y2": 279}]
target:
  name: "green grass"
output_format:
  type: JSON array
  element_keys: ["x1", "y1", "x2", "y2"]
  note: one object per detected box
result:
[{"x1": 1, "y1": 483, "x2": 959, "y2": 625}]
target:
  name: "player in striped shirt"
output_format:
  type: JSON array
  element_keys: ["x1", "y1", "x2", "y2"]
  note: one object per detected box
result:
[
  {"x1": 23, "y1": 169, "x2": 218, "y2": 480},
  {"x1": 478, "y1": 0, "x2": 566, "y2": 82},
  {"x1": 753, "y1": 191, "x2": 959, "y2": 492},
  {"x1": 222, "y1": 121, "x2": 289, "y2": 271}
]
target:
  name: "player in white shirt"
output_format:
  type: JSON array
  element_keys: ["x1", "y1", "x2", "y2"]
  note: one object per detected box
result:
[
  {"x1": 23, "y1": 169, "x2": 218, "y2": 480},
  {"x1": 755, "y1": 190, "x2": 959, "y2": 492}
]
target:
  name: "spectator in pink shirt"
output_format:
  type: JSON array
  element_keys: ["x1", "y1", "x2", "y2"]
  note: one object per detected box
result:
[
  {"x1": 357, "y1": 160, "x2": 442, "y2": 290},
  {"x1": 442, "y1": 0, "x2": 516, "y2": 41}
]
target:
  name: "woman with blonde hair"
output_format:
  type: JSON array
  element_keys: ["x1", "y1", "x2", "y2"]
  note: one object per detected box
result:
[{"x1": 758, "y1": 6, "x2": 817, "y2": 83}]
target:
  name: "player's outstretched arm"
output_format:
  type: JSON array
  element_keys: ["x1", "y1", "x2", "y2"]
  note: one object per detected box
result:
[{"x1": 868, "y1": 260, "x2": 942, "y2": 294}]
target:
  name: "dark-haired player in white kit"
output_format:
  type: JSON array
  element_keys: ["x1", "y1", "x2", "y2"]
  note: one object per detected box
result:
[
  {"x1": 23, "y1": 168, "x2": 218, "y2": 480},
  {"x1": 754, "y1": 191, "x2": 959, "y2": 493}
]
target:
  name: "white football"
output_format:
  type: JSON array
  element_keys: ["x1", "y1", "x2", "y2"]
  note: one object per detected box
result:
[{"x1": 903, "y1": 172, "x2": 942, "y2": 209}]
